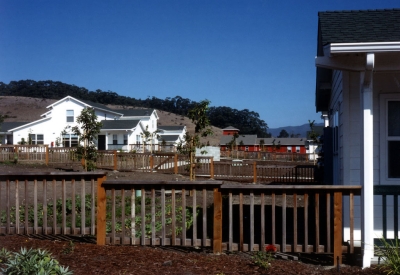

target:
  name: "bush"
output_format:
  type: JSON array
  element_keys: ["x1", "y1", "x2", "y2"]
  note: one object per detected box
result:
[
  {"x1": 375, "y1": 237, "x2": 400, "y2": 275},
  {"x1": 0, "y1": 247, "x2": 73, "y2": 275}
]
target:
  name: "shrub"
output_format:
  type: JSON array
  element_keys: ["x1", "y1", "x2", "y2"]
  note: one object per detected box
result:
[
  {"x1": 1, "y1": 247, "x2": 73, "y2": 275},
  {"x1": 375, "y1": 237, "x2": 400, "y2": 275}
]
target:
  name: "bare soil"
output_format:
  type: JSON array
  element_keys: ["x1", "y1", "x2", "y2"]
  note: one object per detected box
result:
[{"x1": 0, "y1": 163, "x2": 385, "y2": 274}]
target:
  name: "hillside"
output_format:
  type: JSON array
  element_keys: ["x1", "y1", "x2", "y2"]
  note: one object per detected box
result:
[{"x1": 0, "y1": 96, "x2": 222, "y2": 146}]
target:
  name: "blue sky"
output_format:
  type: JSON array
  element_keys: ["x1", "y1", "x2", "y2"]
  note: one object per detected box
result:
[{"x1": 1, "y1": 1, "x2": 399, "y2": 128}]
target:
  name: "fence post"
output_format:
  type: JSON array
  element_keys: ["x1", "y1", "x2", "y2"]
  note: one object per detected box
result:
[
  {"x1": 253, "y1": 161, "x2": 257, "y2": 183},
  {"x1": 113, "y1": 151, "x2": 117, "y2": 171},
  {"x1": 96, "y1": 175, "x2": 107, "y2": 245},
  {"x1": 334, "y1": 191, "x2": 343, "y2": 266},
  {"x1": 174, "y1": 154, "x2": 178, "y2": 174},
  {"x1": 45, "y1": 145, "x2": 49, "y2": 165},
  {"x1": 210, "y1": 157, "x2": 214, "y2": 179},
  {"x1": 213, "y1": 187, "x2": 222, "y2": 254}
]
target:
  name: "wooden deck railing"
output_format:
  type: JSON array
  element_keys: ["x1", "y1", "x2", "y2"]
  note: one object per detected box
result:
[
  {"x1": 0, "y1": 172, "x2": 106, "y2": 235},
  {"x1": 98, "y1": 180, "x2": 361, "y2": 266},
  {"x1": 374, "y1": 185, "x2": 400, "y2": 241}
]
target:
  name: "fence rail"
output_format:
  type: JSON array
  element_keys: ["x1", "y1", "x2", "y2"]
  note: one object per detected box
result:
[{"x1": 0, "y1": 172, "x2": 106, "y2": 235}]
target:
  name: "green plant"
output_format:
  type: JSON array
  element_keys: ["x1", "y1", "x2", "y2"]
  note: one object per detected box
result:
[
  {"x1": 252, "y1": 250, "x2": 274, "y2": 270},
  {"x1": 1, "y1": 247, "x2": 73, "y2": 275},
  {"x1": 375, "y1": 237, "x2": 400, "y2": 275}
]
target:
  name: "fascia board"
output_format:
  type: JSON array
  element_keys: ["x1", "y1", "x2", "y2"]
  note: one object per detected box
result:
[{"x1": 328, "y1": 42, "x2": 400, "y2": 55}]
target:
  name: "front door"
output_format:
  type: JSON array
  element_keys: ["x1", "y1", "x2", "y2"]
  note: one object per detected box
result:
[{"x1": 98, "y1": 135, "x2": 106, "y2": 150}]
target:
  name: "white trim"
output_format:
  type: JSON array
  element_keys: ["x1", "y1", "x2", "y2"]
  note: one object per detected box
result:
[
  {"x1": 326, "y1": 42, "x2": 400, "y2": 55},
  {"x1": 379, "y1": 93, "x2": 400, "y2": 185}
]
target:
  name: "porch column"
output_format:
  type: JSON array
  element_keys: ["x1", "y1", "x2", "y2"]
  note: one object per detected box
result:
[{"x1": 361, "y1": 53, "x2": 374, "y2": 268}]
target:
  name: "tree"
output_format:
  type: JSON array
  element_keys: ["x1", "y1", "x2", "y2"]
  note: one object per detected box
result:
[
  {"x1": 278, "y1": 129, "x2": 289, "y2": 138},
  {"x1": 140, "y1": 125, "x2": 160, "y2": 153},
  {"x1": 177, "y1": 100, "x2": 213, "y2": 181},
  {"x1": 72, "y1": 107, "x2": 102, "y2": 171}
]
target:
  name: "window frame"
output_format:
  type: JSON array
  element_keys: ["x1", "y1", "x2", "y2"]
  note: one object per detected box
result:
[
  {"x1": 380, "y1": 94, "x2": 400, "y2": 184},
  {"x1": 66, "y1": 110, "x2": 74, "y2": 123}
]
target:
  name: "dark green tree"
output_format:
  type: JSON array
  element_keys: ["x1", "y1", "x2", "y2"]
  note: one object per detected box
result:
[
  {"x1": 72, "y1": 107, "x2": 103, "y2": 171},
  {"x1": 278, "y1": 129, "x2": 289, "y2": 138}
]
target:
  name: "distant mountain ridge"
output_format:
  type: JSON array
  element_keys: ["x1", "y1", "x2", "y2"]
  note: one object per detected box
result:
[{"x1": 268, "y1": 123, "x2": 323, "y2": 138}]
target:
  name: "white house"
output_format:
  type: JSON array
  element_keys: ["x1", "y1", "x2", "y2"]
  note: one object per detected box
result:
[
  {"x1": 315, "y1": 9, "x2": 400, "y2": 267},
  {"x1": 157, "y1": 125, "x2": 187, "y2": 147},
  {"x1": 6, "y1": 96, "x2": 159, "y2": 151}
]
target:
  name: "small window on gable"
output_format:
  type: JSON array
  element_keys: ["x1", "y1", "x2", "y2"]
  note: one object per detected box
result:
[{"x1": 66, "y1": 110, "x2": 74, "y2": 122}]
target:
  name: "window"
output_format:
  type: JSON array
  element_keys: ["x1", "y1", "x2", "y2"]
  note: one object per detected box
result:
[
  {"x1": 287, "y1": 146, "x2": 292, "y2": 153},
  {"x1": 245, "y1": 146, "x2": 249, "y2": 151},
  {"x1": 113, "y1": 135, "x2": 118, "y2": 145},
  {"x1": 62, "y1": 134, "x2": 78, "y2": 147},
  {"x1": 296, "y1": 146, "x2": 300, "y2": 153},
  {"x1": 123, "y1": 134, "x2": 128, "y2": 145},
  {"x1": 66, "y1": 110, "x2": 74, "y2": 122},
  {"x1": 380, "y1": 95, "x2": 400, "y2": 183},
  {"x1": 29, "y1": 134, "x2": 44, "y2": 145},
  {"x1": 136, "y1": 135, "x2": 141, "y2": 144}
]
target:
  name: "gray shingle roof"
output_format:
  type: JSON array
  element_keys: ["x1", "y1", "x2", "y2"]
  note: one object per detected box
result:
[
  {"x1": 158, "y1": 135, "x2": 181, "y2": 142},
  {"x1": 100, "y1": 120, "x2": 140, "y2": 130},
  {"x1": 158, "y1": 126, "x2": 185, "y2": 131},
  {"x1": 78, "y1": 99, "x2": 120, "y2": 113},
  {"x1": 117, "y1": 109, "x2": 155, "y2": 117},
  {"x1": 318, "y1": 9, "x2": 400, "y2": 49},
  {"x1": 258, "y1": 138, "x2": 306, "y2": 146},
  {"x1": 0, "y1": 122, "x2": 28, "y2": 132},
  {"x1": 220, "y1": 135, "x2": 257, "y2": 145}
]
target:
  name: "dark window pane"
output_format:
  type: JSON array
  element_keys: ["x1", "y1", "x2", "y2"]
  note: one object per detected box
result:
[
  {"x1": 388, "y1": 141, "x2": 400, "y2": 178},
  {"x1": 388, "y1": 101, "x2": 400, "y2": 136}
]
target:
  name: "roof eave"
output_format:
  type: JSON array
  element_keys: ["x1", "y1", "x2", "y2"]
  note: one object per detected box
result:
[{"x1": 327, "y1": 42, "x2": 400, "y2": 55}]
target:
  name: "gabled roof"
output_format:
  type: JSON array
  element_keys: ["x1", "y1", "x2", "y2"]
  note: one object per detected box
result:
[
  {"x1": 318, "y1": 9, "x2": 400, "y2": 51},
  {"x1": 0, "y1": 122, "x2": 28, "y2": 132},
  {"x1": 100, "y1": 119, "x2": 141, "y2": 130},
  {"x1": 220, "y1": 135, "x2": 257, "y2": 145},
  {"x1": 46, "y1": 96, "x2": 122, "y2": 116}
]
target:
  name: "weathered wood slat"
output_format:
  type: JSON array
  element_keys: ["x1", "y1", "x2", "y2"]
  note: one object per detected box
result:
[
  {"x1": 229, "y1": 192, "x2": 233, "y2": 251},
  {"x1": 6, "y1": 179, "x2": 10, "y2": 234},
  {"x1": 192, "y1": 188, "x2": 197, "y2": 246},
  {"x1": 111, "y1": 188, "x2": 116, "y2": 244},
  {"x1": 141, "y1": 187, "x2": 145, "y2": 245},
  {"x1": 81, "y1": 179, "x2": 85, "y2": 235},
  {"x1": 71, "y1": 179, "x2": 76, "y2": 235},
  {"x1": 131, "y1": 188, "x2": 136, "y2": 245},
  {"x1": 62, "y1": 179, "x2": 66, "y2": 235},
  {"x1": 25, "y1": 179, "x2": 29, "y2": 234},
  {"x1": 182, "y1": 188, "x2": 186, "y2": 246},
  {"x1": 272, "y1": 193, "x2": 276, "y2": 245},
  {"x1": 282, "y1": 193, "x2": 286, "y2": 252},
  {"x1": 202, "y1": 189, "x2": 207, "y2": 247},
  {"x1": 151, "y1": 188, "x2": 156, "y2": 246},
  {"x1": 304, "y1": 193, "x2": 308, "y2": 252},
  {"x1": 326, "y1": 193, "x2": 331, "y2": 253},
  {"x1": 350, "y1": 192, "x2": 354, "y2": 253},
  {"x1": 334, "y1": 192, "x2": 343, "y2": 266},
  {"x1": 261, "y1": 193, "x2": 265, "y2": 251},
  {"x1": 52, "y1": 179, "x2": 56, "y2": 234},
  {"x1": 91, "y1": 179, "x2": 96, "y2": 236},
  {"x1": 43, "y1": 179, "x2": 47, "y2": 235},
  {"x1": 160, "y1": 187, "x2": 165, "y2": 246},
  {"x1": 250, "y1": 192, "x2": 254, "y2": 251},
  {"x1": 172, "y1": 188, "x2": 176, "y2": 246},
  {"x1": 34, "y1": 179, "x2": 38, "y2": 234},
  {"x1": 121, "y1": 189, "x2": 126, "y2": 244},
  {"x1": 293, "y1": 193, "x2": 297, "y2": 252},
  {"x1": 315, "y1": 193, "x2": 320, "y2": 253}
]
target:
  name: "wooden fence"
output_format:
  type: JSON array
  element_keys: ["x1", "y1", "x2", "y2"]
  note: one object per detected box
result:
[
  {"x1": 0, "y1": 172, "x2": 106, "y2": 235},
  {"x1": 0, "y1": 171, "x2": 365, "y2": 266},
  {"x1": 221, "y1": 150, "x2": 310, "y2": 162}
]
